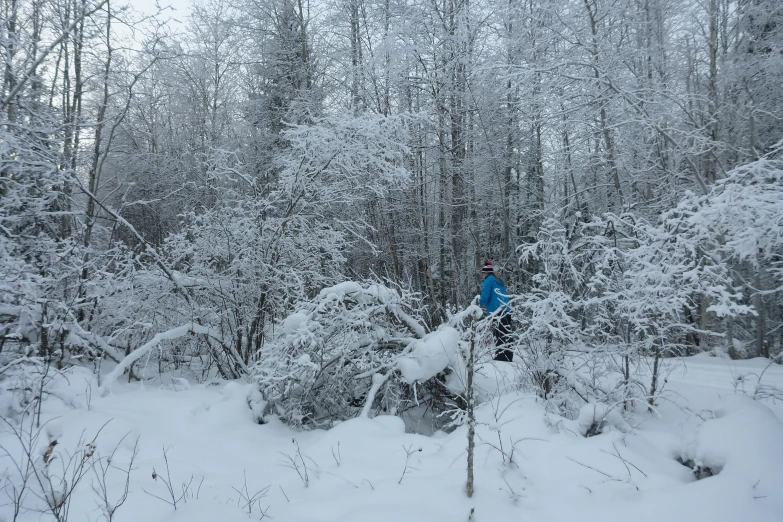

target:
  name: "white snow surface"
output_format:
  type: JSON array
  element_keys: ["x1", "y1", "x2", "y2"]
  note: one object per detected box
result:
[
  {"x1": 577, "y1": 403, "x2": 631, "y2": 436},
  {"x1": 283, "y1": 312, "x2": 309, "y2": 334},
  {"x1": 681, "y1": 396, "x2": 783, "y2": 485},
  {"x1": 317, "y1": 281, "x2": 362, "y2": 300},
  {"x1": 395, "y1": 326, "x2": 463, "y2": 384},
  {"x1": 1, "y1": 354, "x2": 782, "y2": 522}
]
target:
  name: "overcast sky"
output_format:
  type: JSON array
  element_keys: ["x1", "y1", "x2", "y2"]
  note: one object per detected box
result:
[{"x1": 132, "y1": 0, "x2": 192, "y2": 26}]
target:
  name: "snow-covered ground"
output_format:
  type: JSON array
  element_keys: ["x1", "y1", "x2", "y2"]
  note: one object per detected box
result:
[{"x1": 2, "y1": 354, "x2": 782, "y2": 522}]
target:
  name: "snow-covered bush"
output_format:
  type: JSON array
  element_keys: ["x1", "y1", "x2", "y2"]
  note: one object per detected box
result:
[
  {"x1": 680, "y1": 397, "x2": 783, "y2": 489},
  {"x1": 513, "y1": 194, "x2": 759, "y2": 417},
  {"x1": 250, "y1": 281, "x2": 469, "y2": 429},
  {"x1": 163, "y1": 196, "x2": 347, "y2": 372},
  {"x1": 577, "y1": 402, "x2": 631, "y2": 437},
  {"x1": 513, "y1": 218, "x2": 645, "y2": 415},
  {"x1": 666, "y1": 149, "x2": 783, "y2": 358}
]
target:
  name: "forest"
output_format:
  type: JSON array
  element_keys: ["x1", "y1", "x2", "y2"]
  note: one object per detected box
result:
[
  {"x1": 3, "y1": 0, "x2": 782, "y2": 405},
  {"x1": 1, "y1": 0, "x2": 783, "y2": 519}
]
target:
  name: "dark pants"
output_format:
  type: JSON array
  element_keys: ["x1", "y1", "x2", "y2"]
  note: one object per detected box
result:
[{"x1": 492, "y1": 313, "x2": 513, "y2": 362}]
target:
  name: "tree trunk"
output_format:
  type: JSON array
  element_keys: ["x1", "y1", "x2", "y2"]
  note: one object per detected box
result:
[
  {"x1": 706, "y1": 0, "x2": 719, "y2": 183},
  {"x1": 583, "y1": 0, "x2": 624, "y2": 206},
  {"x1": 465, "y1": 318, "x2": 476, "y2": 497},
  {"x1": 78, "y1": 0, "x2": 112, "y2": 316},
  {"x1": 754, "y1": 270, "x2": 767, "y2": 358}
]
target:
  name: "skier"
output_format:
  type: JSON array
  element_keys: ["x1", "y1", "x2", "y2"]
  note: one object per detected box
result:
[{"x1": 479, "y1": 260, "x2": 513, "y2": 362}]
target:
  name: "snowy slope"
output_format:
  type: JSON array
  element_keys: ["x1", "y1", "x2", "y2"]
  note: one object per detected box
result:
[{"x1": 1, "y1": 355, "x2": 782, "y2": 522}]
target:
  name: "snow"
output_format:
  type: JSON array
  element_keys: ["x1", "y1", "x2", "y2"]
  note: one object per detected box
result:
[
  {"x1": 318, "y1": 281, "x2": 363, "y2": 300},
  {"x1": 448, "y1": 303, "x2": 483, "y2": 326},
  {"x1": 98, "y1": 322, "x2": 231, "y2": 395},
  {"x1": 1, "y1": 354, "x2": 782, "y2": 522},
  {"x1": 395, "y1": 326, "x2": 463, "y2": 384},
  {"x1": 361, "y1": 372, "x2": 390, "y2": 418},
  {"x1": 314, "y1": 281, "x2": 427, "y2": 338},
  {"x1": 43, "y1": 486, "x2": 65, "y2": 511},
  {"x1": 283, "y1": 312, "x2": 309, "y2": 334},
  {"x1": 577, "y1": 403, "x2": 631, "y2": 436},
  {"x1": 295, "y1": 353, "x2": 312, "y2": 366},
  {"x1": 247, "y1": 386, "x2": 268, "y2": 424},
  {"x1": 45, "y1": 421, "x2": 63, "y2": 442},
  {"x1": 681, "y1": 397, "x2": 783, "y2": 487},
  {"x1": 153, "y1": 502, "x2": 256, "y2": 522}
]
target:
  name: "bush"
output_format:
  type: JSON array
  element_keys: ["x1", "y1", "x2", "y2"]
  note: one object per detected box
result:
[{"x1": 250, "y1": 281, "x2": 468, "y2": 429}]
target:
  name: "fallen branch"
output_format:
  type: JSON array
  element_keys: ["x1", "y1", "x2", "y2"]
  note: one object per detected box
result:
[
  {"x1": 98, "y1": 323, "x2": 232, "y2": 394},
  {"x1": 361, "y1": 372, "x2": 389, "y2": 418}
]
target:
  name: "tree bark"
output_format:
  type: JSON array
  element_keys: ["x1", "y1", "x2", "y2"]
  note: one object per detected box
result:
[{"x1": 465, "y1": 317, "x2": 476, "y2": 497}]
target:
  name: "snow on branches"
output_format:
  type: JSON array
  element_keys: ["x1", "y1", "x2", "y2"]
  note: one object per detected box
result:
[
  {"x1": 251, "y1": 281, "x2": 467, "y2": 429},
  {"x1": 668, "y1": 153, "x2": 783, "y2": 272},
  {"x1": 512, "y1": 152, "x2": 783, "y2": 414}
]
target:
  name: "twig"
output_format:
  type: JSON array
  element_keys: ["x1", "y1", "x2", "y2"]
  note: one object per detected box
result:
[
  {"x1": 501, "y1": 473, "x2": 524, "y2": 502},
  {"x1": 567, "y1": 457, "x2": 613, "y2": 479},
  {"x1": 331, "y1": 442, "x2": 341, "y2": 466},
  {"x1": 603, "y1": 442, "x2": 648, "y2": 478},
  {"x1": 321, "y1": 471, "x2": 359, "y2": 488},
  {"x1": 142, "y1": 446, "x2": 193, "y2": 510},
  {"x1": 91, "y1": 435, "x2": 139, "y2": 521},
  {"x1": 279, "y1": 438, "x2": 311, "y2": 487},
  {"x1": 611, "y1": 442, "x2": 639, "y2": 490},
  {"x1": 398, "y1": 444, "x2": 421, "y2": 484},
  {"x1": 231, "y1": 470, "x2": 270, "y2": 514}
]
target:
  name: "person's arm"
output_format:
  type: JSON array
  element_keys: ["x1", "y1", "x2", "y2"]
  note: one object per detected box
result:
[
  {"x1": 496, "y1": 281, "x2": 510, "y2": 306},
  {"x1": 479, "y1": 277, "x2": 491, "y2": 309}
]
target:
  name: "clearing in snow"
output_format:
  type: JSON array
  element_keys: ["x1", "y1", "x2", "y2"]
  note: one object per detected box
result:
[{"x1": 2, "y1": 353, "x2": 782, "y2": 522}]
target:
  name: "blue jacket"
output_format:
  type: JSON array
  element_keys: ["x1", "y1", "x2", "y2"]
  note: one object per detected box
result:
[{"x1": 480, "y1": 274, "x2": 510, "y2": 314}]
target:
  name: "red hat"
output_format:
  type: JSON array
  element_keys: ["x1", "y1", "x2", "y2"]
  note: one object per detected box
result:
[{"x1": 481, "y1": 260, "x2": 494, "y2": 273}]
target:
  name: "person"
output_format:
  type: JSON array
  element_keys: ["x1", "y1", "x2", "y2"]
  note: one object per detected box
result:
[{"x1": 479, "y1": 260, "x2": 513, "y2": 362}]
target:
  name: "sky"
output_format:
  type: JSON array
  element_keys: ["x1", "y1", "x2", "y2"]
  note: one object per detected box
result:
[{"x1": 131, "y1": 0, "x2": 192, "y2": 26}]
